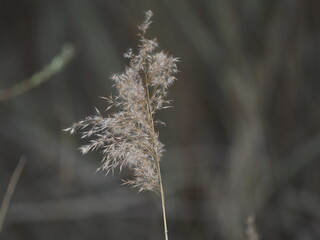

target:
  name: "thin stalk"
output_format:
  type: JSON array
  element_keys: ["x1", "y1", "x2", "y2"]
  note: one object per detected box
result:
[
  {"x1": 156, "y1": 162, "x2": 169, "y2": 240},
  {"x1": 144, "y1": 74, "x2": 169, "y2": 240},
  {"x1": 0, "y1": 157, "x2": 26, "y2": 233}
]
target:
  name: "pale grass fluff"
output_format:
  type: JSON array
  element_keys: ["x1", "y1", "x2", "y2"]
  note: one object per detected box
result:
[
  {"x1": 246, "y1": 214, "x2": 259, "y2": 240},
  {"x1": 64, "y1": 10, "x2": 178, "y2": 193}
]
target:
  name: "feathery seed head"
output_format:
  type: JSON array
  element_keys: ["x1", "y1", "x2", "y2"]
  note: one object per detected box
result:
[{"x1": 64, "y1": 10, "x2": 178, "y2": 193}]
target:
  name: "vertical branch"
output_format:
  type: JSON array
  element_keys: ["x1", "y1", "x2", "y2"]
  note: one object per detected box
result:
[{"x1": 0, "y1": 157, "x2": 26, "y2": 233}]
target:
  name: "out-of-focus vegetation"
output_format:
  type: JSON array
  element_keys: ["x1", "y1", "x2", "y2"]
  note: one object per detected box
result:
[{"x1": 0, "y1": 1, "x2": 319, "y2": 240}]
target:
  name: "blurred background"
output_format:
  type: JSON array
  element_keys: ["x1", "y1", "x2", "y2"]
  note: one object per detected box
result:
[{"x1": 1, "y1": 0, "x2": 320, "y2": 239}]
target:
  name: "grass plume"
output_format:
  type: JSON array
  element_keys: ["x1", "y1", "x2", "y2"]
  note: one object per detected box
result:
[{"x1": 64, "y1": 10, "x2": 178, "y2": 240}]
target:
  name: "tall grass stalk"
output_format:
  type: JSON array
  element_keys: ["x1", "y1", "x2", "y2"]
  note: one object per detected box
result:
[{"x1": 65, "y1": 11, "x2": 178, "y2": 240}]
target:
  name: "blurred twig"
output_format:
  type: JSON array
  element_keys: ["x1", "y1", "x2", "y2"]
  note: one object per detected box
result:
[
  {"x1": 246, "y1": 214, "x2": 259, "y2": 240},
  {"x1": 0, "y1": 44, "x2": 75, "y2": 101},
  {"x1": 0, "y1": 157, "x2": 26, "y2": 233}
]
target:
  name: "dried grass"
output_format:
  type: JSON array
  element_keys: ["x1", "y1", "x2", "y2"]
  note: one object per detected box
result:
[{"x1": 64, "y1": 10, "x2": 178, "y2": 240}]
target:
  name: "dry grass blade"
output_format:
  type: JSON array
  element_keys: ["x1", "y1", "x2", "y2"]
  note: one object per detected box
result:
[{"x1": 0, "y1": 157, "x2": 26, "y2": 233}]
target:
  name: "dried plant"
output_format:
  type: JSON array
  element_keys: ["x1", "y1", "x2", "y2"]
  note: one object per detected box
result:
[
  {"x1": 246, "y1": 214, "x2": 259, "y2": 240},
  {"x1": 64, "y1": 10, "x2": 178, "y2": 240}
]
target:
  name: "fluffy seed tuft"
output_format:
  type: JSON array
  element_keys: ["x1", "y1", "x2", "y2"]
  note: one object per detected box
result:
[{"x1": 64, "y1": 10, "x2": 178, "y2": 193}]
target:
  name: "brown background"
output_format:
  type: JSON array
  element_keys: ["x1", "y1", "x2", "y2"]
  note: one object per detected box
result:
[{"x1": 0, "y1": 0, "x2": 320, "y2": 239}]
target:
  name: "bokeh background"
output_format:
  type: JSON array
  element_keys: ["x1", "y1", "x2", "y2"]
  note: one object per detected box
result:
[{"x1": 1, "y1": 0, "x2": 320, "y2": 239}]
